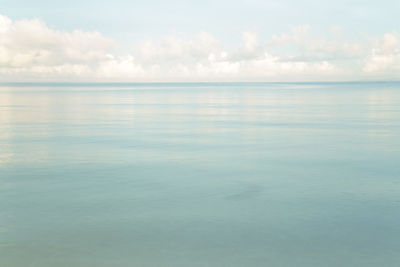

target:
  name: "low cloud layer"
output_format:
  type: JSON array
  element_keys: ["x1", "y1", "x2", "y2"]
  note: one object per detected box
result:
[{"x1": 0, "y1": 14, "x2": 399, "y2": 81}]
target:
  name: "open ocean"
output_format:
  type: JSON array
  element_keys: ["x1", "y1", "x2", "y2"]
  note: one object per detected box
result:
[{"x1": 1, "y1": 82, "x2": 400, "y2": 267}]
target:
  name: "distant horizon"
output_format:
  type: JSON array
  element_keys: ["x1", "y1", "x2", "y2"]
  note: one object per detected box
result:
[{"x1": 1, "y1": 80, "x2": 400, "y2": 86}]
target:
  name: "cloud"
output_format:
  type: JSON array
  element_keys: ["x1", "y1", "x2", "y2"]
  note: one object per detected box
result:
[
  {"x1": 136, "y1": 32, "x2": 221, "y2": 64},
  {"x1": 0, "y1": 16, "x2": 114, "y2": 67},
  {"x1": 0, "y1": 14, "x2": 143, "y2": 80},
  {"x1": 363, "y1": 33, "x2": 400, "y2": 73},
  {"x1": 0, "y1": 14, "x2": 399, "y2": 81},
  {"x1": 268, "y1": 25, "x2": 364, "y2": 62}
]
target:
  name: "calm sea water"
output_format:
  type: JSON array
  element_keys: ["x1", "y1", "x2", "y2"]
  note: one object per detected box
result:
[{"x1": 1, "y1": 82, "x2": 400, "y2": 267}]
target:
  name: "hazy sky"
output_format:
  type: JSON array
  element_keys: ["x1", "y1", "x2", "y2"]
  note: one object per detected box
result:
[{"x1": 1, "y1": 0, "x2": 399, "y2": 81}]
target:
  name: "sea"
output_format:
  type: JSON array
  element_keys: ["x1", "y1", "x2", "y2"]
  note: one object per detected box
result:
[{"x1": 1, "y1": 82, "x2": 399, "y2": 266}]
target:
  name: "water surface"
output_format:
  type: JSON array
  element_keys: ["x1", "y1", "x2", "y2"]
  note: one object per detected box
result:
[{"x1": 1, "y1": 82, "x2": 400, "y2": 266}]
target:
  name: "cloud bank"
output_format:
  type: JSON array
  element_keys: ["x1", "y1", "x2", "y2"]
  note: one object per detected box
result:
[{"x1": 0, "y1": 14, "x2": 399, "y2": 81}]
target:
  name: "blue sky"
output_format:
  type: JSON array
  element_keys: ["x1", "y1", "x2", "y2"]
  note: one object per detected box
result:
[
  {"x1": 3, "y1": 0, "x2": 399, "y2": 42},
  {"x1": 0, "y1": 0, "x2": 399, "y2": 81}
]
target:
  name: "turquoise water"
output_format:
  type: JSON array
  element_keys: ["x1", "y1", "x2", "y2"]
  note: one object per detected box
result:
[{"x1": 1, "y1": 82, "x2": 399, "y2": 267}]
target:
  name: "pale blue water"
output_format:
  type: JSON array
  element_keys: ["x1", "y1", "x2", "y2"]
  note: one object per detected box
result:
[{"x1": 0, "y1": 82, "x2": 400, "y2": 267}]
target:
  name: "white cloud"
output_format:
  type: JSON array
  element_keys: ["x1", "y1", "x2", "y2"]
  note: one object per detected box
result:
[
  {"x1": 0, "y1": 16, "x2": 114, "y2": 68},
  {"x1": 97, "y1": 55, "x2": 144, "y2": 78},
  {"x1": 0, "y1": 14, "x2": 399, "y2": 81},
  {"x1": 268, "y1": 25, "x2": 364, "y2": 62},
  {"x1": 137, "y1": 32, "x2": 221, "y2": 64},
  {"x1": 363, "y1": 33, "x2": 400, "y2": 73}
]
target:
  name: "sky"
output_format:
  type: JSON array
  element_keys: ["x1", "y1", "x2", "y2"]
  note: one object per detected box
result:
[{"x1": 0, "y1": 0, "x2": 399, "y2": 82}]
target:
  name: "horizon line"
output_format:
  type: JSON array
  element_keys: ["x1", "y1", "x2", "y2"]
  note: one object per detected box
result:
[{"x1": 1, "y1": 81, "x2": 400, "y2": 87}]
